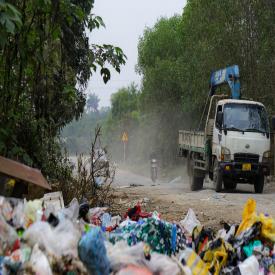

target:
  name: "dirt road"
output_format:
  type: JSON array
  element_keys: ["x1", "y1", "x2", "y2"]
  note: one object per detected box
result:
[{"x1": 113, "y1": 168, "x2": 275, "y2": 229}]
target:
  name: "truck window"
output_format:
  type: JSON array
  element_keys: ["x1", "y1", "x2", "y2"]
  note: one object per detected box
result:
[
  {"x1": 223, "y1": 103, "x2": 269, "y2": 133},
  {"x1": 215, "y1": 105, "x2": 223, "y2": 127}
]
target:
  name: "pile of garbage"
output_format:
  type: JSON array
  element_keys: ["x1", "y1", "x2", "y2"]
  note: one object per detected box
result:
[{"x1": 1, "y1": 194, "x2": 275, "y2": 275}]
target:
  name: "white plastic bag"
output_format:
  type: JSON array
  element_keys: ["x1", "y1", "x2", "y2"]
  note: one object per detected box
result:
[
  {"x1": 180, "y1": 208, "x2": 201, "y2": 235},
  {"x1": 29, "y1": 244, "x2": 52, "y2": 275},
  {"x1": 239, "y1": 255, "x2": 259, "y2": 275},
  {"x1": 23, "y1": 219, "x2": 81, "y2": 257},
  {"x1": 106, "y1": 241, "x2": 179, "y2": 275},
  {"x1": 147, "y1": 253, "x2": 180, "y2": 275},
  {"x1": 58, "y1": 198, "x2": 79, "y2": 222},
  {"x1": 106, "y1": 241, "x2": 146, "y2": 271},
  {"x1": 0, "y1": 214, "x2": 18, "y2": 254}
]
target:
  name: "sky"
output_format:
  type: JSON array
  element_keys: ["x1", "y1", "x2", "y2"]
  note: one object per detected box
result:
[{"x1": 87, "y1": 0, "x2": 187, "y2": 107}]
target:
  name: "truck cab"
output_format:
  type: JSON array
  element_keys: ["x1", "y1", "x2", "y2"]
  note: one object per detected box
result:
[
  {"x1": 211, "y1": 99, "x2": 270, "y2": 193},
  {"x1": 178, "y1": 65, "x2": 273, "y2": 193}
]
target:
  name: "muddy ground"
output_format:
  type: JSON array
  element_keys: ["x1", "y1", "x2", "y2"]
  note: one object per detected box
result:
[{"x1": 112, "y1": 167, "x2": 275, "y2": 229}]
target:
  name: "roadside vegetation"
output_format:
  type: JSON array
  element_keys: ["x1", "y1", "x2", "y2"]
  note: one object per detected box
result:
[
  {"x1": 100, "y1": 0, "x2": 275, "y2": 168},
  {"x1": 2, "y1": 0, "x2": 273, "y2": 183},
  {"x1": 0, "y1": 0, "x2": 126, "y2": 184}
]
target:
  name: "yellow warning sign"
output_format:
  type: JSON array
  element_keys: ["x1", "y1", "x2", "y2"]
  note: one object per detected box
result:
[{"x1": 121, "y1": 132, "x2": 128, "y2": 142}]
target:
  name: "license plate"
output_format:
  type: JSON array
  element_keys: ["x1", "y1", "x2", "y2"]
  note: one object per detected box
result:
[{"x1": 242, "y1": 163, "x2": 251, "y2": 171}]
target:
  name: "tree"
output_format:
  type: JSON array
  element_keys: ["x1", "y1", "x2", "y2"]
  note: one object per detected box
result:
[
  {"x1": 108, "y1": 0, "x2": 275, "y2": 167},
  {"x1": 86, "y1": 93, "x2": 100, "y2": 113},
  {"x1": 0, "y1": 0, "x2": 126, "y2": 180},
  {"x1": 0, "y1": 1, "x2": 22, "y2": 47}
]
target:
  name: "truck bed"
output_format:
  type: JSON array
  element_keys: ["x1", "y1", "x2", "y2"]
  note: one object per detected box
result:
[{"x1": 178, "y1": 130, "x2": 205, "y2": 154}]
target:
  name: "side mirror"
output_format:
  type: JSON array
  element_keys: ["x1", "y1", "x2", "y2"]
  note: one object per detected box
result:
[
  {"x1": 272, "y1": 116, "x2": 275, "y2": 131},
  {"x1": 216, "y1": 111, "x2": 223, "y2": 129}
]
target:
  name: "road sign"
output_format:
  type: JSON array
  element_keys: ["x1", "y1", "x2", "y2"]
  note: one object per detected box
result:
[
  {"x1": 121, "y1": 132, "x2": 128, "y2": 142},
  {"x1": 121, "y1": 132, "x2": 128, "y2": 162}
]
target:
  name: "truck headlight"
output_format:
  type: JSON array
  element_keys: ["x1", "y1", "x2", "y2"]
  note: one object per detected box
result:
[
  {"x1": 221, "y1": 147, "x2": 231, "y2": 162},
  {"x1": 263, "y1": 151, "x2": 270, "y2": 163}
]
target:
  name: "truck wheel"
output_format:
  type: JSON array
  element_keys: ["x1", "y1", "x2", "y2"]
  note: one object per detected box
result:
[
  {"x1": 223, "y1": 179, "x2": 237, "y2": 190},
  {"x1": 254, "y1": 175, "x2": 264, "y2": 194},
  {"x1": 213, "y1": 159, "x2": 223, "y2": 192},
  {"x1": 189, "y1": 160, "x2": 204, "y2": 191}
]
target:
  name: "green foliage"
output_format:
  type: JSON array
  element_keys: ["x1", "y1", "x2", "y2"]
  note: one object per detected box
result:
[
  {"x1": 0, "y1": 0, "x2": 126, "y2": 182},
  {"x1": 106, "y1": 1, "x2": 275, "y2": 167},
  {"x1": 0, "y1": 1, "x2": 22, "y2": 47},
  {"x1": 103, "y1": 83, "x2": 141, "y2": 160},
  {"x1": 62, "y1": 107, "x2": 110, "y2": 154},
  {"x1": 86, "y1": 93, "x2": 100, "y2": 113}
]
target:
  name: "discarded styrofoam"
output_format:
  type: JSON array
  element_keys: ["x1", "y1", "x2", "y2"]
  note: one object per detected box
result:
[{"x1": 43, "y1": 192, "x2": 64, "y2": 214}]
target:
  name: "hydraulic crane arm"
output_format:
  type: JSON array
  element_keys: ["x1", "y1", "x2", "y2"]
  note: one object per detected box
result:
[{"x1": 209, "y1": 65, "x2": 241, "y2": 99}]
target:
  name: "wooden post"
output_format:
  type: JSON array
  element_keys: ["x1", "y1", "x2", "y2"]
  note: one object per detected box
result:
[{"x1": 123, "y1": 142, "x2": 126, "y2": 163}]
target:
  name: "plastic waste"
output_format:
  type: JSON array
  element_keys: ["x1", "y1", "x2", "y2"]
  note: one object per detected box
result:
[
  {"x1": 0, "y1": 214, "x2": 18, "y2": 255},
  {"x1": 116, "y1": 264, "x2": 153, "y2": 275},
  {"x1": 88, "y1": 207, "x2": 107, "y2": 225},
  {"x1": 180, "y1": 208, "x2": 201, "y2": 235},
  {"x1": 11, "y1": 200, "x2": 25, "y2": 228},
  {"x1": 178, "y1": 246, "x2": 210, "y2": 275},
  {"x1": 106, "y1": 241, "x2": 146, "y2": 271},
  {"x1": 2, "y1": 247, "x2": 32, "y2": 273},
  {"x1": 236, "y1": 198, "x2": 275, "y2": 242},
  {"x1": 58, "y1": 198, "x2": 79, "y2": 222},
  {"x1": 79, "y1": 200, "x2": 90, "y2": 221},
  {"x1": 78, "y1": 227, "x2": 110, "y2": 275},
  {"x1": 147, "y1": 253, "x2": 180, "y2": 275},
  {"x1": 243, "y1": 240, "x2": 263, "y2": 257},
  {"x1": 23, "y1": 219, "x2": 81, "y2": 257},
  {"x1": 119, "y1": 217, "x2": 137, "y2": 228},
  {"x1": 24, "y1": 199, "x2": 43, "y2": 227},
  {"x1": 101, "y1": 213, "x2": 112, "y2": 227},
  {"x1": 239, "y1": 255, "x2": 259, "y2": 275},
  {"x1": 95, "y1": 177, "x2": 105, "y2": 186},
  {"x1": 124, "y1": 203, "x2": 151, "y2": 221},
  {"x1": 29, "y1": 244, "x2": 53, "y2": 275},
  {"x1": 111, "y1": 215, "x2": 122, "y2": 226}
]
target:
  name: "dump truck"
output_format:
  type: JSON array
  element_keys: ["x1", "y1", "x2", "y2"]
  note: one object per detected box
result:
[{"x1": 178, "y1": 65, "x2": 275, "y2": 193}]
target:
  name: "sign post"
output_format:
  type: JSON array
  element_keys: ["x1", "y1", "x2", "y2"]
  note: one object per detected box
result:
[{"x1": 121, "y1": 132, "x2": 128, "y2": 162}]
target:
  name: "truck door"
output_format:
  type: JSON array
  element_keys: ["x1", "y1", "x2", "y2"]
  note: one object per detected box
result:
[{"x1": 212, "y1": 104, "x2": 223, "y2": 161}]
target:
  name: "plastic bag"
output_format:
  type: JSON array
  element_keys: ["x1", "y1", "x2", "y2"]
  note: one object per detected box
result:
[
  {"x1": 0, "y1": 196, "x2": 25, "y2": 228},
  {"x1": 147, "y1": 253, "x2": 180, "y2": 275},
  {"x1": 236, "y1": 198, "x2": 257, "y2": 236},
  {"x1": 0, "y1": 214, "x2": 18, "y2": 255},
  {"x1": 24, "y1": 199, "x2": 43, "y2": 227},
  {"x1": 180, "y1": 208, "x2": 201, "y2": 235},
  {"x1": 29, "y1": 244, "x2": 53, "y2": 275},
  {"x1": 78, "y1": 227, "x2": 110, "y2": 275},
  {"x1": 178, "y1": 246, "x2": 210, "y2": 275},
  {"x1": 23, "y1": 219, "x2": 81, "y2": 257},
  {"x1": 58, "y1": 198, "x2": 79, "y2": 222},
  {"x1": 239, "y1": 255, "x2": 259, "y2": 275},
  {"x1": 11, "y1": 200, "x2": 25, "y2": 228},
  {"x1": 236, "y1": 199, "x2": 275, "y2": 242},
  {"x1": 119, "y1": 217, "x2": 136, "y2": 228},
  {"x1": 243, "y1": 240, "x2": 263, "y2": 257},
  {"x1": 106, "y1": 241, "x2": 145, "y2": 271},
  {"x1": 116, "y1": 265, "x2": 153, "y2": 275},
  {"x1": 106, "y1": 241, "x2": 179, "y2": 275},
  {"x1": 88, "y1": 207, "x2": 107, "y2": 225},
  {"x1": 101, "y1": 213, "x2": 112, "y2": 227}
]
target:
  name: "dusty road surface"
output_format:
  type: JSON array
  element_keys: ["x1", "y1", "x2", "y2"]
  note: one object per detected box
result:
[{"x1": 113, "y1": 168, "x2": 275, "y2": 229}]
